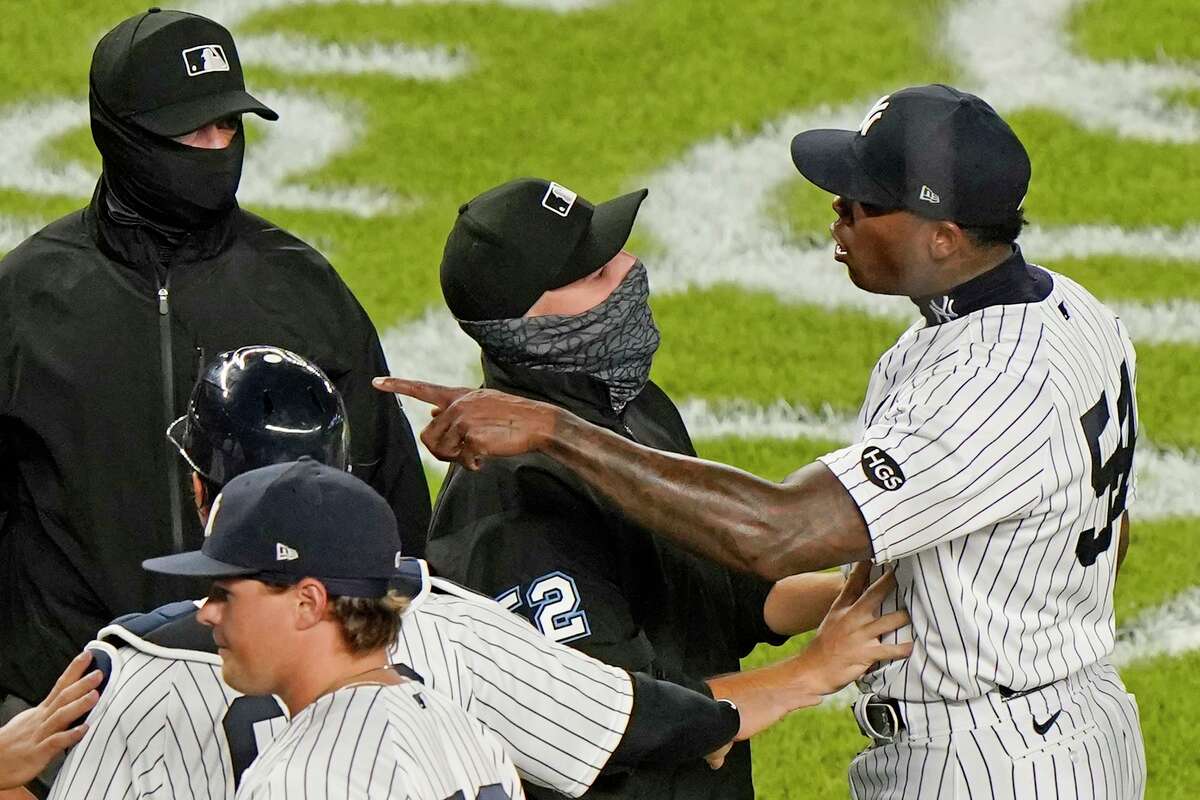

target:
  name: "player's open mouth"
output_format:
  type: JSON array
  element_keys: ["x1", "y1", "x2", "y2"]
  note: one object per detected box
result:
[{"x1": 830, "y1": 222, "x2": 848, "y2": 261}]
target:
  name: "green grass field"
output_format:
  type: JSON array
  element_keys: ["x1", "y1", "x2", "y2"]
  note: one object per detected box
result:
[{"x1": 2, "y1": 0, "x2": 1197, "y2": 796}]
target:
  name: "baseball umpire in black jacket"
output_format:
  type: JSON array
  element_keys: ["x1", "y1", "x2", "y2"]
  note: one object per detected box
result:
[
  {"x1": 426, "y1": 178, "x2": 845, "y2": 800},
  {"x1": 0, "y1": 9, "x2": 428, "y2": 708}
]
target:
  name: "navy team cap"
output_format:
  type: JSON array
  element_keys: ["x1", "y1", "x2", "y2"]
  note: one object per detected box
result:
[
  {"x1": 143, "y1": 458, "x2": 421, "y2": 598},
  {"x1": 790, "y1": 84, "x2": 1030, "y2": 227}
]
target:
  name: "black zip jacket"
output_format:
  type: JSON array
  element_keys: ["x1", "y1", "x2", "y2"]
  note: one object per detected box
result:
[
  {"x1": 0, "y1": 184, "x2": 430, "y2": 703},
  {"x1": 427, "y1": 355, "x2": 786, "y2": 800}
]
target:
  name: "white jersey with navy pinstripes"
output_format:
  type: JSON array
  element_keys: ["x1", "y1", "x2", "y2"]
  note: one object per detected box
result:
[
  {"x1": 47, "y1": 604, "x2": 290, "y2": 800},
  {"x1": 235, "y1": 680, "x2": 524, "y2": 800},
  {"x1": 819, "y1": 256, "x2": 1138, "y2": 703},
  {"x1": 391, "y1": 574, "x2": 632, "y2": 796},
  {"x1": 48, "y1": 562, "x2": 632, "y2": 799}
]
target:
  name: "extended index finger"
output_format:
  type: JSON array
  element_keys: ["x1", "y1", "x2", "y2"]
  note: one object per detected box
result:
[{"x1": 372, "y1": 377, "x2": 468, "y2": 411}]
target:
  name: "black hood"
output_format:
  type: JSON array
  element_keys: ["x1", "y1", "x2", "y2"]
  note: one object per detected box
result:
[{"x1": 90, "y1": 83, "x2": 244, "y2": 232}]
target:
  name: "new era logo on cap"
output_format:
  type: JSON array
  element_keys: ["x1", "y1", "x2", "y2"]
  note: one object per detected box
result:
[
  {"x1": 542, "y1": 182, "x2": 577, "y2": 217},
  {"x1": 275, "y1": 542, "x2": 299, "y2": 561},
  {"x1": 919, "y1": 185, "x2": 941, "y2": 204},
  {"x1": 182, "y1": 44, "x2": 230, "y2": 77}
]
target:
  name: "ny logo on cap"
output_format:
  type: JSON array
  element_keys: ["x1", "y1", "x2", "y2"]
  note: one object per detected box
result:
[
  {"x1": 542, "y1": 182, "x2": 577, "y2": 218},
  {"x1": 203, "y1": 493, "x2": 223, "y2": 538},
  {"x1": 275, "y1": 542, "x2": 299, "y2": 561},
  {"x1": 182, "y1": 45, "x2": 230, "y2": 77},
  {"x1": 858, "y1": 95, "x2": 891, "y2": 137}
]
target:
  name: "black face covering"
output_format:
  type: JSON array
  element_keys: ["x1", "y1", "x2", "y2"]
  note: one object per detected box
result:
[{"x1": 90, "y1": 87, "x2": 244, "y2": 231}]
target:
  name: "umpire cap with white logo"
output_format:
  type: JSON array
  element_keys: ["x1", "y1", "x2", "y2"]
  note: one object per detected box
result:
[
  {"x1": 440, "y1": 178, "x2": 648, "y2": 321},
  {"x1": 790, "y1": 84, "x2": 1030, "y2": 226},
  {"x1": 143, "y1": 458, "x2": 423, "y2": 598},
  {"x1": 91, "y1": 7, "x2": 278, "y2": 137}
]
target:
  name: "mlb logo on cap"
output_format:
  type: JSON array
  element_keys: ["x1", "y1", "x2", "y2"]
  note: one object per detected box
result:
[
  {"x1": 182, "y1": 44, "x2": 230, "y2": 77},
  {"x1": 542, "y1": 182, "x2": 577, "y2": 217}
]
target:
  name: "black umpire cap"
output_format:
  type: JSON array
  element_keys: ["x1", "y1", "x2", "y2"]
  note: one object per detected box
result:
[
  {"x1": 143, "y1": 458, "x2": 423, "y2": 598},
  {"x1": 91, "y1": 7, "x2": 278, "y2": 137},
  {"x1": 790, "y1": 84, "x2": 1029, "y2": 227},
  {"x1": 440, "y1": 178, "x2": 648, "y2": 321}
]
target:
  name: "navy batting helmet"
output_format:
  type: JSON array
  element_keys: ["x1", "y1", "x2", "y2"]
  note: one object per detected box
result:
[{"x1": 166, "y1": 345, "x2": 350, "y2": 488}]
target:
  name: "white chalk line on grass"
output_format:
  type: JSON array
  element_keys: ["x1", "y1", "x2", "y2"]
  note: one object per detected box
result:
[
  {"x1": 0, "y1": 216, "x2": 44, "y2": 254},
  {"x1": 0, "y1": 92, "x2": 401, "y2": 217},
  {"x1": 186, "y1": 0, "x2": 609, "y2": 29},
  {"x1": 184, "y1": 0, "x2": 611, "y2": 78},
  {"x1": 634, "y1": 0, "x2": 1200, "y2": 344},
  {"x1": 636, "y1": 105, "x2": 1200, "y2": 346},
  {"x1": 236, "y1": 32, "x2": 470, "y2": 81},
  {"x1": 947, "y1": 0, "x2": 1200, "y2": 144},
  {"x1": 1111, "y1": 588, "x2": 1200, "y2": 666}
]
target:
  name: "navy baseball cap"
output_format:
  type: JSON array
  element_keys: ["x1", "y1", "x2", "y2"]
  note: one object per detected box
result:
[
  {"x1": 143, "y1": 458, "x2": 422, "y2": 598},
  {"x1": 91, "y1": 8, "x2": 278, "y2": 137},
  {"x1": 440, "y1": 178, "x2": 648, "y2": 321},
  {"x1": 790, "y1": 84, "x2": 1030, "y2": 227}
]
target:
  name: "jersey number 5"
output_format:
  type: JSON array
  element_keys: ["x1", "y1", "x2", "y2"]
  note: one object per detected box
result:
[{"x1": 1076, "y1": 361, "x2": 1136, "y2": 567}]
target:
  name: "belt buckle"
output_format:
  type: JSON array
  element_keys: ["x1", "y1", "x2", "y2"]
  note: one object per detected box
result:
[{"x1": 854, "y1": 694, "x2": 903, "y2": 745}]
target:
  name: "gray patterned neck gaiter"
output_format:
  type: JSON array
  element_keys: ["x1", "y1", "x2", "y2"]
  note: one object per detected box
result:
[{"x1": 458, "y1": 261, "x2": 661, "y2": 413}]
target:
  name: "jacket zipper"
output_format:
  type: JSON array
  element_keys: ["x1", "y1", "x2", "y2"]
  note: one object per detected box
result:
[{"x1": 158, "y1": 277, "x2": 184, "y2": 552}]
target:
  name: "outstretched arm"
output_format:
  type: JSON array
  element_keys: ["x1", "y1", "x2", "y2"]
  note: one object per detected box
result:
[
  {"x1": 706, "y1": 564, "x2": 911, "y2": 750},
  {"x1": 375, "y1": 379, "x2": 872, "y2": 579},
  {"x1": 763, "y1": 571, "x2": 847, "y2": 637}
]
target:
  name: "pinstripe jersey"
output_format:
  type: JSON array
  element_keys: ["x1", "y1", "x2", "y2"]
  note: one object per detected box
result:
[
  {"x1": 818, "y1": 250, "x2": 1138, "y2": 702},
  {"x1": 49, "y1": 561, "x2": 633, "y2": 799},
  {"x1": 236, "y1": 681, "x2": 524, "y2": 800},
  {"x1": 392, "y1": 573, "x2": 632, "y2": 796},
  {"x1": 48, "y1": 606, "x2": 290, "y2": 800}
]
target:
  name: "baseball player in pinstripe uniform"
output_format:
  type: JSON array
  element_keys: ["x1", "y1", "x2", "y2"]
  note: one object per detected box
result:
[
  {"x1": 143, "y1": 457, "x2": 526, "y2": 799},
  {"x1": 379, "y1": 83, "x2": 1146, "y2": 799},
  {"x1": 48, "y1": 346, "x2": 905, "y2": 798}
]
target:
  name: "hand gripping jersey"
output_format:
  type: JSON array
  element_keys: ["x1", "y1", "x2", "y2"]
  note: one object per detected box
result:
[
  {"x1": 819, "y1": 253, "x2": 1139, "y2": 703},
  {"x1": 49, "y1": 560, "x2": 633, "y2": 799}
]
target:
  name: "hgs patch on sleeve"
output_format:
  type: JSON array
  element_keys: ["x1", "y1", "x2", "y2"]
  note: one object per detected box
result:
[{"x1": 861, "y1": 446, "x2": 906, "y2": 491}]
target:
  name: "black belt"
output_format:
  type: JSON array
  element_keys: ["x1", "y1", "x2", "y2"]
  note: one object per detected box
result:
[
  {"x1": 854, "y1": 695, "x2": 905, "y2": 743},
  {"x1": 855, "y1": 682, "x2": 1056, "y2": 744}
]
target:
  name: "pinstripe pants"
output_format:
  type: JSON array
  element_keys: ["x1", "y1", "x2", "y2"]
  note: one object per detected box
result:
[{"x1": 848, "y1": 661, "x2": 1146, "y2": 799}]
